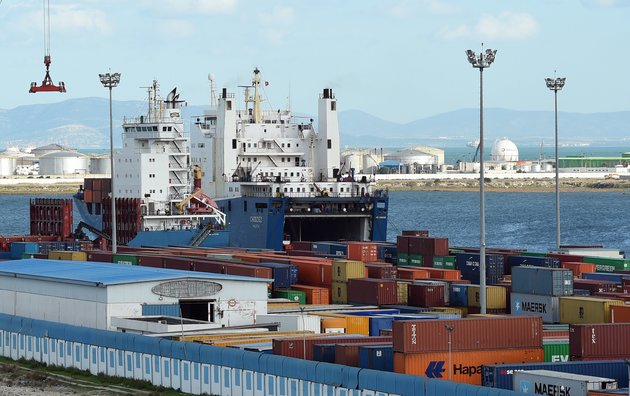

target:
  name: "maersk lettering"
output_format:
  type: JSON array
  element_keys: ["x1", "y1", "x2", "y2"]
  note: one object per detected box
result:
[
  {"x1": 453, "y1": 364, "x2": 482, "y2": 376},
  {"x1": 534, "y1": 382, "x2": 571, "y2": 396},
  {"x1": 522, "y1": 301, "x2": 547, "y2": 313}
]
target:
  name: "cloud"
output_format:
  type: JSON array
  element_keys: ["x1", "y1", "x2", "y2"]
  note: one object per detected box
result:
[
  {"x1": 257, "y1": 6, "x2": 294, "y2": 45},
  {"x1": 438, "y1": 12, "x2": 538, "y2": 40},
  {"x1": 152, "y1": 0, "x2": 238, "y2": 15},
  {"x1": 389, "y1": 0, "x2": 459, "y2": 18},
  {"x1": 581, "y1": 0, "x2": 630, "y2": 7},
  {"x1": 52, "y1": 6, "x2": 111, "y2": 34},
  {"x1": 159, "y1": 19, "x2": 196, "y2": 38},
  {"x1": 421, "y1": 0, "x2": 461, "y2": 14}
]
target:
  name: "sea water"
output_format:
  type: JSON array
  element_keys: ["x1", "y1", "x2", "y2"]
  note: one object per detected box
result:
[{"x1": 1, "y1": 191, "x2": 628, "y2": 255}]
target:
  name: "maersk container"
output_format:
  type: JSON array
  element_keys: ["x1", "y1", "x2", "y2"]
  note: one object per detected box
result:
[
  {"x1": 506, "y1": 255, "x2": 560, "y2": 274},
  {"x1": 569, "y1": 323, "x2": 630, "y2": 359},
  {"x1": 511, "y1": 292, "x2": 560, "y2": 324},
  {"x1": 449, "y1": 284, "x2": 471, "y2": 307},
  {"x1": 559, "y1": 297, "x2": 624, "y2": 324},
  {"x1": 483, "y1": 360, "x2": 630, "y2": 390},
  {"x1": 582, "y1": 272, "x2": 629, "y2": 284},
  {"x1": 513, "y1": 370, "x2": 617, "y2": 396},
  {"x1": 543, "y1": 339, "x2": 569, "y2": 362},
  {"x1": 582, "y1": 256, "x2": 630, "y2": 272},
  {"x1": 358, "y1": 345, "x2": 393, "y2": 372},
  {"x1": 455, "y1": 253, "x2": 504, "y2": 284},
  {"x1": 511, "y1": 266, "x2": 573, "y2": 296}
]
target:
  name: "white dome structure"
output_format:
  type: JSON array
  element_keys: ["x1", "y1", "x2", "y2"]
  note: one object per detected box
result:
[{"x1": 491, "y1": 138, "x2": 519, "y2": 162}]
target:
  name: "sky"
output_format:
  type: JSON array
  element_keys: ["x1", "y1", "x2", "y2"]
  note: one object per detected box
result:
[{"x1": 1, "y1": 0, "x2": 630, "y2": 124}]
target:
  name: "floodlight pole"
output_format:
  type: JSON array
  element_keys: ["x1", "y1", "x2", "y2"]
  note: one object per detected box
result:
[
  {"x1": 99, "y1": 72, "x2": 121, "y2": 254},
  {"x1": 466, "y1": 48, "x2": 497, "y2": 314},
  {"x1": 545, "y1": 76, "x2": 566, "y2": 249}
]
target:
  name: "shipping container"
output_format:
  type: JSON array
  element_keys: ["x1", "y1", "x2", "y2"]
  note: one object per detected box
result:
[
  {"x1": 582, "y1": 272, "x2": 630, "y2": 284},
  {"x1": 346, "y1": 242, "x2": 378, "y2": 262},
  {"x1": 369, "y1": 316, "x2": 394, "y2": 336},
  {"x1": 255, "y1": 313, "x2": 321, "y2": 333},
  {"x1": 611, "y1": 305, "x2": 630, "y2": 323},
  {"x1": 401, "y1": 230, "x2": 430, "y2": 237},
  {"x1": 112, "y1": 253, "x2": 138, "y2": 265},
  {"x1": 272, "y1": 335, "x2": 391, "y2": 360},
  {"x1": 570, "y1": 323, "x2": 630, "y2": 359},
  {"x1": 334, "y1": 342, "x2": 391, "y2": 367},
  {"x1": 331, "y1": 281, "x2": 348, "y2": 304},
  {"x1": 318, "y1": 313, "x2": 369, "y2": 335},
  {"x1": 413, "y1": 280, "x2": 451, "y2": 306},
  {"x1": 455, "y1": 253, "x2": 504, "y2": 284},
  {"x1": 559, "y1": 297, "x2": 624, "y2": 324},
  {"x1": 47, "y1": 251, "x2": 87, "y2": 261},
  {"x1": 483, "y1": 360, "x2": 630, "y2": 390},
  {"x1": 513, "y1": 370, "x2": 618, "y2": 396},
  {"x1": 449, "y1": 284, "x2": 471, "y2": 307},
  {"x1": 407, "y1": 283, "x2": 445, "y2": 307},
  {"x1": 544, "y1": 339, "x2": 569, "y2": 362},
  {"x1": 573, "y1": 279, "x2": 619, "y2": 294},
  {"x1": 347, "y1": 278, "x2": 397, "y2": 306},
  {"x1": 562, "y1": 261, "x2": 597, "y2": 277},
  {"x1": 312, "y1": 344, "x2": 337, "y2": 363},
  {"x1": 396, "y1": 267, "x2": 430, "y2": 280},
  {"x1": 432, "y1": 255, "x2": 456, "y2": 269},
  {"x1": 582, "y1": 257, "x2": 630, "y2": 273},
  {"x1": 467, "y1": 285, "x2": 507, "y2": 309},
  {"x1": 511, "y1": 266, "x2": 574, "y2": 296},
  {"x1": 392, "y1": 316, "x2": 543, "y2": 353},
  {"x1": 511, "y1": 292, "x2": 560, "y2": 324},
  {"x1": 320, "y1": 318, "x2": 346, "y2": 334},
  {"x1": 376, "y1": 245, "x2": 397, "y2": 263},
  {"x1": 358, "y1": 345, "x2": 394, "y2": 372},
  {"x1": 365, "y1": 262, "x2": 397, "y2": 279},
  {"x1": 506, "y1": 255, "x2": 560, "y2": 274},
  {"x1": 291, "y1": 284, "x2": 330, "y2": 304},
  {"x1": 9, "y1": 242, "x2": 39, "y2": 259},
  {"x1": 332, "y1": 259, "x2": 366, "y2": 282},
  {"x1": 396, "y1": 280, "x2": 411, "y2": 304},
  {"x1": 394, "y1": 347, "x2": 544, "y2": 385},
  {"x1": 254, "y1": 262, "x2": 294, "y2": 289}
]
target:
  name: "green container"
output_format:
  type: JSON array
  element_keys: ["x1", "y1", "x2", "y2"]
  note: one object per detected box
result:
[
  {"x1": 433, "y1": 255, "x2": 456, "y2": 269},
  {"x1": 408, "y1": 254, "x2": 423, "y2": 266},
  {"x1": 582, "y1": 256, "x2": 630, "y2": 272},
  {"x1": 397, "y1": 253, "x2": 410, "y2": 266},
  {"x1": 112, "y1": 254, "x2": 138, "y2": 265},
  {"x1": 543, "y1": 339, "x2": 569, "y2": 362},
  {"x1": 272, "y1": 289, "x2": 306, "y2": 305},
  {"x1": 521, "y1": 251, "x2": 548, "y2": 257}
]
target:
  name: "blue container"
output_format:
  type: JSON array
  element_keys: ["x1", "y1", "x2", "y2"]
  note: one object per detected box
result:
[
  {"x1": 311, "y1": 242, "x2": 331, "y2": 254},
  {"x1": 368, "y1": 316, "x2": 394, "y2": 336},
  {"x1": 582, "y1": 272, "x2": 629, "y2": 284},
  {"x1": 377, "y1": 245, "x2": 398, "y2": 262},
  {"x1": 358, "y1": 345, "x2": 393, "y2": 372},
  {"x1": 482, "y1": 360, "x2": 630, "y2": 389},
  {"x1": 572, "y1": 288, "x2": 591, "y2": 296},
  {"x1": 449, "y1": 284, "x2": 471, "y2": 307},
  {"x1": 256, "y1": 262, "x2": 292, "y2": 289},
  {"x1": 327, "y1": 242, "x2": 348, "y2": 257},
  {"x1": 312, "y1": 344, "x2": 336, "y2": 363},
  {"x1": 10, "y1": 242, "x2": 39, "y2": 259},
  {"x1": 455, "y1": 253, "x2": 504, "y2": 284},
  {"x1": 506, "y1": 255, "x2": 560, "y2": 274},
  {"x1": 343, "y1": 309, "x2": 401, "y2": 316},
  {"x1": 511, "y1": 266, "x2": 573, "y2": 296}
]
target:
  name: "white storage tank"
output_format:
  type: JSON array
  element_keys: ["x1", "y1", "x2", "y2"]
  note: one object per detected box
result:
[
  {"x1": 491, "y1": 138, "x2": 519, "y2": 162},
  {"x1": 341, "y1": 150, "x2": 363, "y2": 173},
  {"x1": 89, "y1": 154, "x2": 111, "y2": 175},
  {"x1": 531, "y1": 163, "x2": 542, "y2": 172},
  {"x1": 363, "y1": 152, "x2": 380, "y2": 174},
  {"x1": 542, "y1": 163, "x2": 554, "y2": 172},
  {"x1": 0, "y1": 155, "x2": 17, "y2": 176},
  {"x1": 39, "y1": 150, "x2": 89, "y2": 175}
]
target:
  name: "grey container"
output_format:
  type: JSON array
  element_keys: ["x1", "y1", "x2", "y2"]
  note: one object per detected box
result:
[
  {"x1": 512, "y1": 266, "x2": 573, "y2": 296},
  {"x1": 513, "y1": 370, "x2": 617, "y2": 396},
  {"x1": 511, "y1": 292, "x2": 560, "y2": 323}
]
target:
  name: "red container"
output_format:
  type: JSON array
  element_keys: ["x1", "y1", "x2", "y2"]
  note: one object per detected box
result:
[
  {"x1": 334, "y1": 342, "x2": 391, "y2": 367},
  {"x1": 569, "y1": 323, "x2": 630, "y2": 359},
  {"x1": 137, "y1": 255, "x2": 164, "y2": 268},
  {"x1": 611, "y1": 305, "x2": 630, "y2": 323},
  {"x1": 346, "y1": 242, "x2": 378, "y2": 262},
  {"x1": 466, "y1": 307, "x2": 507, "y2": 315},
  {"x1": 392, "y1": 316, "x2": 543, "y2": 353},
  {"x1": 408, "y1": 237, "x2": 449, "y2": 256},
  {"x1": 561, "y1": 261, "x2": 596, "y2": 277},
  {"x1": 547, "y1": 253, "x2": 585, "y2": 263},
  {"x1": 224, "y1": 263, "x2": 273, "y2": 279},
  {"x1": 365, "y1": 263, "x2": 397, "y2": 279},
  {"x1": 397, "y1": 236, "x2": 410, "y2": 254},
  {"x1": 407, "y1": 283, "x2": 445, "y2": 307},
  {"x1": 290, "y1": 259, "x2": 332, "y2": 286},
  {"x1": 424, "y1": 268, "x2": 461, "y2": 281},
  {"x1": 290, "y1": 241, "x2": 312, "y2": 251},
  {"x1": 291, "y1": 284, "x2": 330, "y2": 304},
  {"x1": 193, "y1": 260, "x2": 225, "y2": 274},
  {"x1": 573, "y1": 279, "x2": 618, "y2": 293},
  {"x1": 273, "y1": 335, "x2": 391, "y2": 360},
  {"x1": 86, "y1": 250, "x2": 113, "y2": 263},
  {"x1": 163, "y1": 257, "x2": 194, "y2": 271},
  {"x1": 347, "y1": 278, "x2": 397, "y2": 306},
  {"x1": 397, "y1": 267, "x2": 430, "y2": 280}
]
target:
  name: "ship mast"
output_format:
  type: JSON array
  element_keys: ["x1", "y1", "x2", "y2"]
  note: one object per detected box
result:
[{"x1": 253, "y1": 68, "x2": 262, "y2": 123}]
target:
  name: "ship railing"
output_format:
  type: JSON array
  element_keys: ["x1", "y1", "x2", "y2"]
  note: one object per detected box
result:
[{"x1": 121, "y1": 130, "x2": 190, "y2": 140}]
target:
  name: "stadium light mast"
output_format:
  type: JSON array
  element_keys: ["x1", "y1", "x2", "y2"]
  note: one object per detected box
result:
[
  {"x1": 466, "y1": 47, "x2": 497, "y2": 315},
  {"x1": 545, "y1": 76, "x2": 566, "y2": 250}
]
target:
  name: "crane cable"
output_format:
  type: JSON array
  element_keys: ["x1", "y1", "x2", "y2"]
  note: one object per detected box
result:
[{"x1": 43, "y1": 0, "x2": 51, "y2": 58}]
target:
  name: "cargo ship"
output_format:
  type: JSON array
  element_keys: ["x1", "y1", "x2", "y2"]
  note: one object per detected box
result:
[{"x1": 74, "y1": 69, "x2": 388, "y2": 250}]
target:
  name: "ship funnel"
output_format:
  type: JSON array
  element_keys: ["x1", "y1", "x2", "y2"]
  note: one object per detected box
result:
[{"x1": 323, "y1": 88, "x2": 333, "y2": 99}]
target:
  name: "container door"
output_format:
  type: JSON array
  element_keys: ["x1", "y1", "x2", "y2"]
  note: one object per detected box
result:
[
  {"x1": 180, "y1": 360, "x2": 191, "y2": 394},
  {"x1": 125, "y1": 351, "x2": 134, "y2": 379},
  {"x1": 221, "y1": 366, "x2": 232, "y2": 396},
  {"x1": 151, "y1": 355, "x2": 163, "y2": 387},
  {"x1": 201, "y1": 364, "x2": 212, "y2": 395},
  {"x1": 89, "y1": 345, "x2": 99, "y2": 375},
  {"x1": 231, "y1": 367, "x2": 244, "y2": 396},
  {"x1": 190, "y1": 362, "x2": 201, "y2": 395},
  {"x1": 242, "y1": 369, "x2": 255, "y2": 396}
]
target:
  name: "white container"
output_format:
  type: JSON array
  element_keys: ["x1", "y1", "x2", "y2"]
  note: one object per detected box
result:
[
  {"x1": 513, "y1": 369, "x2": 617, "y2": 396},
  {"x1": 255, "y1": 314, "x2": 321, "y2": 333}
]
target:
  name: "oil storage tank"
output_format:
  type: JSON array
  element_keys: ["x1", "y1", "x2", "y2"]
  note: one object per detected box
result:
[{"x1": 39, "y1": 150, "x2": 89, "y2": 175}]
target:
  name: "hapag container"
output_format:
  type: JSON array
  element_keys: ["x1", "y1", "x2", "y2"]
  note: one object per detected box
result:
[
  {"x1": 347, "y1": 278, "x2": 397, "y2": 306},
  {"x1": 392, "y1": 316, "x2": 543, "y2": 353},
  {"x1": 513, "y1": 370, "x2": 618, "y2": 396},
  {"x1": 559, "y1": 297, "x2": 624, "y2": 324},
  {"x1": 543, "y1": 339, "x2": 569, "y2": 362},
  {"x1": 271, "y1": 289, "x2": 306, "y2": 304},
  {"x1": 611, "y1": 305, "x2": 630, "y2": 323},
  {"x1": 331, "y1": 281, "x2": 348, "y2": 304},
  {"x1": 562, "y1": 261, "x2": 597, "y2": 277},
  {"x1": 272, "y1": 335, "x2": 391, "y2": 360},
  {"x1": 467, "y1": 285, "x2": 507, "y2": 309},
  {"x1": 483, "y1": 360, "x2": 630, "y2": 390},
  {"x1": 394, "y1": 347, "x2": 543, "y2": 385},
  {"x1": 358, "y1": 345, "x2": 394, "y2": 372},
  {"x1": 332, "y1": 259, "x2": 366, "y2": 282},
  {"x1": 407, "y1": 283, "x2": 445, "y2": 307},
  {"x1": 511, "y1": 292, "x2": 560, "y2": 324},
  {"x1": 511, "y1": 266, "x2": 573, "y2": 296},
  {"x1": 334, "y1": 342, "x2": 392, "y2": 367},
  {"x1": 455, "y1": 253, "x2": 504, "y2": 284},
  {"x1": 582, "y1": 256, "x2": 630, "y2": 273},
  {"x1": 291, "y1": 284, "x2": 330, "y2": 304},
  {"x1": 570, "y1": 323, "x2": 630, "y2": 359}
]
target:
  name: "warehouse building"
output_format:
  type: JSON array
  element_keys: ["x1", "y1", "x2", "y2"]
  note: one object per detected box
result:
[{"x1": 0, "y1": 260, "x2": 270, "y2": 332}]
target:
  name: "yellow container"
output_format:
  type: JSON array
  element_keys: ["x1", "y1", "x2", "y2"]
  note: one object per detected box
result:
[
  {"x1": 559, "y1": 296, "x2": 624, "y2": 324},
  {"x1": 47, "y1": 251, "x2": 87, "y2": 261},
  {"x1": 320, "y1": 317, "x2": 347, "y2": 333},
  {"x1": 318, "y1": 312, "x2": 369, "y2": 335},
  {"x1": 332, "y1": 259, "x2": 365, "y2": 282},
  {"x1": 396, "y1": 281, "x2": 411, "y2": 304},
  {"x1": 429, "y1": 306, "x2": 467, "y2": 316},
  {"x1": 331, "y1": 281, "x2": 348, "y2": 304},
  {"x1": 467, "y1": 285, "x2": 506, "y2": 309}
]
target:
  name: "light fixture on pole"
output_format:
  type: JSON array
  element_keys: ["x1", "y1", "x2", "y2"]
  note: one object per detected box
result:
[
  {"x1": 466, "y1": 47, "x2": 497, "y2": 314},
  {"x1": 545, "y1": 76, "x2": 566, "y2": 249},
  {"x1": 445, "y1": 325, "x2": 454, "y2": 380},
  {"x1": 99, "y1": 72, "x2": 121, "y2": 254}
]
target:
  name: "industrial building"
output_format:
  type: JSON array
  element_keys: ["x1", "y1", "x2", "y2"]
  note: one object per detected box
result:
[{"x1": 0, "y1": 260, "x2": 270, "y2": 332}]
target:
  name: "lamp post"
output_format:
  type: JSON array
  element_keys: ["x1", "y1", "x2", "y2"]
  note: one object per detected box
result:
[
  {"x1": 466, "y1": 47, "x2": 497, "y2": 314},
  {"x1": 445, "y1": 325, "x2": 454, "y2": 380},
  {"x1": 545, "y1": 76, "x2": 566, "y2": 249},
  {"x1": 99, "y1": 72, "x2": 121, "y2": 254}
]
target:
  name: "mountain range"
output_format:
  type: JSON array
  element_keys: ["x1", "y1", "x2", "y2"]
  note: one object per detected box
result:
[{"x1": 1, "y1": 97, "x2": 629, "y2": 150}]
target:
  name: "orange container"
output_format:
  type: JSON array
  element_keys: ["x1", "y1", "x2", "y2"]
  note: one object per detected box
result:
[
  {"x1": 425, "y1": 268, "x2": 461, "y2": 280},
  {"x1": 321, "y1": 317, "x2": 347, "y2": 333},
  {"x1": 561, "y1": 261, "x2": 597, "y2": 277},
  {"x1": 611, "y1": 304, "x2": 630, "y2": 323},
  {"x1": 397, "y1": 267, "x2": 430, "y2": 280},
  {"x1": 346, "y1": 242, "x2": 378, "y2": 262},
  {"x1": 394, "y1": 347, "x2": 544, "y2": 385},
  {"x1": 290, "y1": 260, "x2": 333, "y2": 287},
  {"x1": 291, "y1": 284, "x2": 330, "y2": 304},
  {"x1": 319, "y1": 313, "x2": 369, "y2": 335}
]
